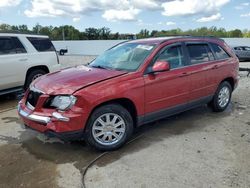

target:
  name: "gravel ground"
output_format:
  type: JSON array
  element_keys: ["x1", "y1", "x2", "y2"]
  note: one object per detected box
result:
[
  {"x1": 0, "y1": 58, "x2": 249, "y2": 188},
  {"x1": 85, "y1": 74, "x2": 250, "y2": 188}
]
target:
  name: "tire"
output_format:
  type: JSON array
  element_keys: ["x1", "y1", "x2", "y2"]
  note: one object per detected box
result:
[
  {"x1": 85, "y1": 104, "x2": 134, "y2": 151},
  {"x1": 24, "y1": 69, "x2": 47, "y2": 90},
  {"x1": 210, "y1": 81, "x2": 232, "y2": 112}
]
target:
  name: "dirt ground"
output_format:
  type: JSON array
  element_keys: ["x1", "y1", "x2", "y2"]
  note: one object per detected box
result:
[{"x1": 0, "y1": 61, "x2": 249, "y2": 188}]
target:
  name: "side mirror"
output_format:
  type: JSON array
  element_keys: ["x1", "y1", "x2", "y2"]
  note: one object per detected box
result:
[
  {"x1": 59, "y1": 49, "x2": 68, "y2": 56},
  {"x1": 152, "y1": 61, "x2": 170, "y2": 73}
]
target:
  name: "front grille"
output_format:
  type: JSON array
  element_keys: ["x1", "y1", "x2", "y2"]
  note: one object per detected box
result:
[{"x1": 26, "y1": 90, "x2": 43, "y2": 107}]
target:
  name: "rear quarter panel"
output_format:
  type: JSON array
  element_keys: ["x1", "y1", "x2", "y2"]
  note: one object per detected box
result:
[
  {"x1": 19, "y1": 36, "x2": 60, "y2": 83},
  {"x1": 208, "y1": 41, "x2": 239, "y2": 94}
]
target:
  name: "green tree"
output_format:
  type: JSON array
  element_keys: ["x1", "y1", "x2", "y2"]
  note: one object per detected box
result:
[
  {"x1": 229, "y1": 29, "x2": 243, "y2": 37},
  {"x1": 39, "y1": 26, "x2": 54, "y2": 37},
  {"x1": 51, "y1": 27, "x2": 62, "y2": 40},
  {"x1": 11, "y1": 25, "x2": 19, "y2": 31},
  {"x1": 1, "y1": 23, "x2": 250, "y2": 39},
  {"x1": 85, "y1": 27, "x2": 100, "y2": 40},
  {"x1": 32, "y1": 24, "x2": 42, "y2": 34},
  {"x1": 150, "y1": 30, "x2": 158, "y2": 37},
  {"x1": 243, "y1": 29, "x2": 250, "y2": 38},
  {"x1": 110, "y1": 32, "x2": 119, "y2": 39},
  {"x1": 98, "y1": 27, "x2": 111, "y2": 39},
  {"x1": 18, "y1": 25, "x2": 29, "y2": 32},
  {"x1": 62, "y1": 25, "x2": 81, "y2": 40},
  {"x1": 137, "y1": 29, "x2": 150, "y2": 39},
  {"x1": 0, "y1": 24, "x2": 12, "y2": 31}
]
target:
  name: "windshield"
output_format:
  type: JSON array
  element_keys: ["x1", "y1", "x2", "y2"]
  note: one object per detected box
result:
[{"x1": 89, "y1": 43, "x2": 155, "y2": 72}]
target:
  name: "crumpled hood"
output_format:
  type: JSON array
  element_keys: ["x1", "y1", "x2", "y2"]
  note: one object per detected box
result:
[{"x1": 33, "y1": 65, "x2": 127, "y2": 95}]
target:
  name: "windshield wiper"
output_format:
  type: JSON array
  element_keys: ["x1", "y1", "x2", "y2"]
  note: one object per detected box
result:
[{"x1": 90, "y1": 65, "x2": 108, "y2": 69}]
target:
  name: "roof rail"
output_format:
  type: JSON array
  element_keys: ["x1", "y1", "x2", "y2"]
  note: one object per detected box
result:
[
  {"x1": 156, "y1": 35, "x2": 224, "y2": 45},
  {"x1": 0, "y1": 30, "x2": 47, "y2": 36},
  {"x1": 182, "y1": 35, "x2": 224, "y2": 41}
]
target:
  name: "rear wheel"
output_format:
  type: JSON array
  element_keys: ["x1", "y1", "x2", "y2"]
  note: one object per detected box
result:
[
  {"x1": 85, "y1": 104, "x2": 134, "y2": 151},
  {"x1": 210, "y1": 81, "x2": 232, "y2": 112},
  {"x1": 24, "y1": 69, "x2": 47, "y2": 90}
]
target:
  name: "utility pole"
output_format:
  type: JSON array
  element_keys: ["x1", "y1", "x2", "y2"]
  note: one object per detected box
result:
[{"x1": 62, "y1": 26, "x2": 65, "y2": 40}]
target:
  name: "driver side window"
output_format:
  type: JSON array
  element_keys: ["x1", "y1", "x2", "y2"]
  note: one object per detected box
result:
[{"x1": 156, "y1": 45, "x2": 184, "y2": 69}]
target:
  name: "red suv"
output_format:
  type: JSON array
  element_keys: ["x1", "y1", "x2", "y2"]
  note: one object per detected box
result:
[{"x1": 18, "y1": 36, "x2": 239, "y2": 150}]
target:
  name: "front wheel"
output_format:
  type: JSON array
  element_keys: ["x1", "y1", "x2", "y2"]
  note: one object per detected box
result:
[
  {"x1": 210, "y1": 81, "x2": 232, "y2": 112},
  {"x1": 85, "y1": 104, "x2": 134, "y2": 151}
]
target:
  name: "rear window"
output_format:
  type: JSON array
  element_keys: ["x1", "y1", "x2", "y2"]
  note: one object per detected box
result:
[
  {"x1": 27, "y1": 37, "x2": 55, "y2": 52},
  {"x1": 0, "y1": 37, "x2": 26, "y2": 55},
  {"x1": 186, "y1": 44, "x2": 214, "y2": 64},
  {"x1": 210, "y1": 43, "x2": 230, "y2": 60}
]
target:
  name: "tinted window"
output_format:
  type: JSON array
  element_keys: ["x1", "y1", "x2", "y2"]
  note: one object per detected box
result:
[
  {"x1": 187, "y1": 44, "x2": 214, "y2": 64},
  {"x1": 211, "y1": 43, "x2": 230, "y2": 60},
  {"x1": 0, "y1": 37, "x2": 26, "y2": 55},
  {"x1": 27, "y1": 37, "x2": 55, "y2": 52},
  {"x1": 12, "y1": 37, "x2": 26, "y2": 53},
  {"x1": 234, "y1": 47, "x2": 242, "y2": 50},
  {"x1": 156, "y1": 45, "x2": 184, "y2": 69}
]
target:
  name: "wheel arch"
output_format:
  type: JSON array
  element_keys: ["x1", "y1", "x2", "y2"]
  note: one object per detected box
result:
[
  {"x1": 220, "y1": 77, "x2": 235, "y2": 90},
  {"x1": 86, "y1": 98, "x2": 138, "y2": 130},
  {"x1": 24, "y1": 65, "x2": 49, "y2": 86}
]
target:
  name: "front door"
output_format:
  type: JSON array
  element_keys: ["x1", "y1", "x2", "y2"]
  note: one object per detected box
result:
[{"x1": 143, "y1": 43, "x2": 191, "y2": 122}]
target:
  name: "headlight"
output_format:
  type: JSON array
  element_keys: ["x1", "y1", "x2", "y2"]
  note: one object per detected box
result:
[{"x1": 50, "y1": 95, "x2": 77, "y2": 111}]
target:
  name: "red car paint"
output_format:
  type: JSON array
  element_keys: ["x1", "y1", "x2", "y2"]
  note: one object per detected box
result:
[{"x1": 18, "y1": 37, "x2": 239, "y2": 138}]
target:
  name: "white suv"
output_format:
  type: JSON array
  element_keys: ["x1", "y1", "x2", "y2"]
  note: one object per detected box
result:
[{"x1": 0, "y1": 33, "x2": 61, "y2": 95}]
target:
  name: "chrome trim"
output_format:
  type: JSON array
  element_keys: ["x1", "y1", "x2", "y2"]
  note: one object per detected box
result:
[
  {"x1": 26, "y1": 102, "x2": 35, "y2": 110},
  {"x1": 18, "y1": 104, "x2": 50, "y2": 124},
  {"x1": 29, "y1": 85, "x2": 45, "y2": 94},
  {"x1": 28, "y1": 114, "x2": 51, "y2": 124},
  {"x1": 18, "y1": 103, "x2": 70, "y2": 124},
  {"x1": 52, "y1": 112, "x2": 70, "y2": 122}
]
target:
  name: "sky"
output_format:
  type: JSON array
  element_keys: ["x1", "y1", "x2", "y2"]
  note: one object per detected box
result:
[{"x1": 0, "y1": 0, "x2": 250, "y2": 34}]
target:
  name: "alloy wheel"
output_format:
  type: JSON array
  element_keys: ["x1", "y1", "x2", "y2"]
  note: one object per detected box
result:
[
  {"x1": 218, "y1": 86, "x2": 230, "y2": 108},
  {"x1": 92, "y1": 113, "x2": 126, "y2": 146}
]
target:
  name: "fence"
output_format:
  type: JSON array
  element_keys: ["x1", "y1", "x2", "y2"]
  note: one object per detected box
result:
[{"x1": 52, "y1": 38, "x2": 250, "y2": 56}]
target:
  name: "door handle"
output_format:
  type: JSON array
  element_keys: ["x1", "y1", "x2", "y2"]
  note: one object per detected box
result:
[
  {"x1": 179, "y1": 72, "x2": 190, "y2": 77},
  {"x1": 19, "y1": 58, "x2": 28, "y2": 62},
  {"x1": 212, "y1": 65, "x2": 219, "y2": 69}
]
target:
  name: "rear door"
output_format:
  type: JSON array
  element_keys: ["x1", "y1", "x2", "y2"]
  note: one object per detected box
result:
[
  {"x1": 0, "y1": 37, "x2": 27, "y2": 90},
  {"x1": 143, "y1": 43, "x2": 191, "y2": 122},
  {"x1": 26, "y1": 37, "x2": 59, "y2": 70},
  {"x1": 183, "y1": 42, "x2": 216, "y2": 103}
]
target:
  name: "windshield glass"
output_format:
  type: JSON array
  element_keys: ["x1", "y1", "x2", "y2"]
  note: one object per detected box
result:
[{"x1": 89, "y1": 43, "x2": 155, "y2": 71}]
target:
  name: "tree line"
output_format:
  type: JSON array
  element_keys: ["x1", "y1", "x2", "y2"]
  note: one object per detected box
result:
[{"x1": 0, "y1": 23, "x2": 250, "y2": 40}]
